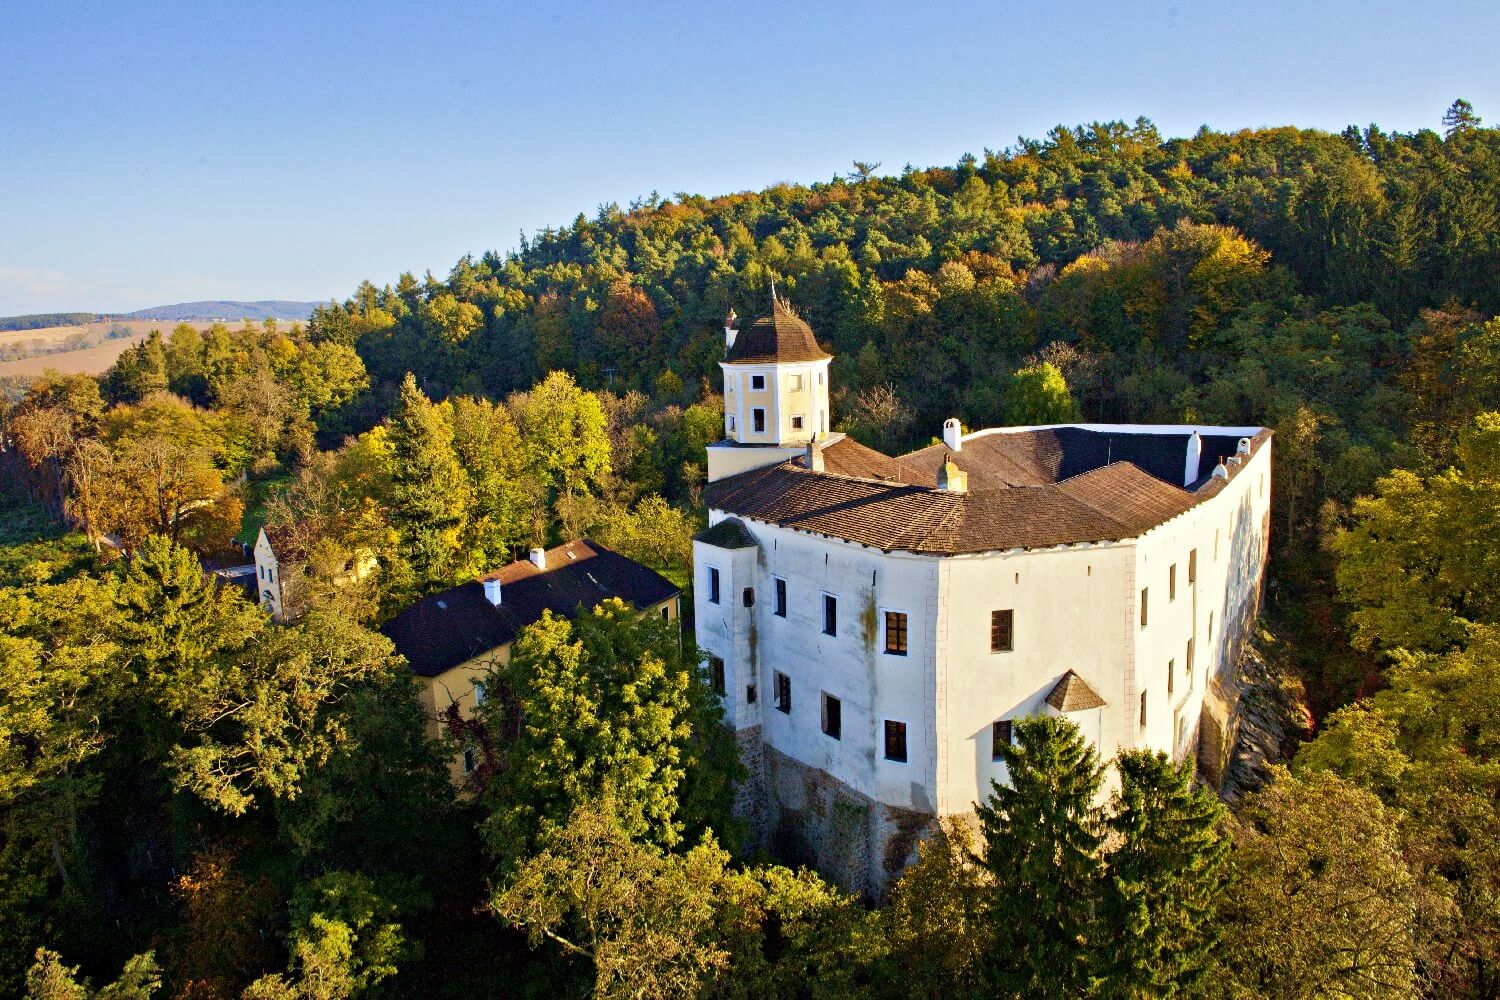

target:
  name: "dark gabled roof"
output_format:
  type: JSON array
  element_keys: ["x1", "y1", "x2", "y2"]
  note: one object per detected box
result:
[
  {"x1": 260, "y1": 524, "x2": 306, "y2": 562},
  {"x1": 1046, "y1": 670, "x2": 1108, "y2": 712},
  {"x1": 381, "y1": 539, "x2": 679, "y2": 677},
  {"x1": 695, "y1": 517, "x2": 758, "y2": 549},
  {"x1": 724, "y1": 296, "x2": 831, "y2": 364},
  {"x1": 704, "y1": 427, "x2": 1271, "y2": 554}
]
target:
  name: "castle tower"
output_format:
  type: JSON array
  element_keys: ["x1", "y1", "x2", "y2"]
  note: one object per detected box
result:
[{"x1": 708, "y1": 291, "x2": 833, "y2": 482}]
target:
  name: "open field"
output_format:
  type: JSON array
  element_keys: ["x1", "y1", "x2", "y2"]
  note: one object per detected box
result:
[{"x1": 0, "y1": 319, "x2": 223, "y2": 379}]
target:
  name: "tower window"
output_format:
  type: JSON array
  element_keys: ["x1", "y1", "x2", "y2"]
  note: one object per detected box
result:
[
  {"x1": 790, "y1": 373, "x2": 803, "y2": 390},
  {"x1": 774, "y1": 672, "x2": 791, "y2": 714},
  {"x1": 1140, "y1": 588, "x2": 1149, "y2": 628},
  {"x1": 709, "y1": 656, "x2": 725, "y2": 695},
  {"x1": 822, "y1": 594, "x2": 838, "y2": 636},
  {"x1": 791, "y1": 415, "x2": 804, "y2": 430},
  {"x1": 774, "y1": 578, "x2": 787, "y2": 617},
  {"x1": 884, "y1": 720, "x2": 908, "y2": 762},
  {"x1": 752, "y1": 408, "x2": 766, "y2": 433},
  {"x1": 991, "y1": 609, "x2": 1013, "y2": 652},
  {"x1": 708, "y1": 567, "x2": 720, "y2": 604},
  {"x1": 992, "y1": 720, "x2": 1012, "y2": 760},
  {"x1": 751, "y1": 374, "x2": 766, "y2": 390},
  {"x1": 1188, "y1": 548, "x2": 1197, "y2": 583},
  {"x1": 746, "y1": 682, "x2": 757, "y2": 704},
  {"x1": 821, "y1": 693, "x2": 841, "y2": 740},
  {"x1": 1140, "y1": 691, "x2": 1148, "y2": 728},
  {"x1": 1169, "y1": 564, "x2": 1177, "y2": 601},
  {"x1": 884, "y1": 611, "x2": 908, "y2": 655}
]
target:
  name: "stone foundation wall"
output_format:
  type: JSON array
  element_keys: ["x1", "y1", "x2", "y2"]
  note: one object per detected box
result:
[{"x1": 732, "y1": 734, "x2": 935, "y2": 899}]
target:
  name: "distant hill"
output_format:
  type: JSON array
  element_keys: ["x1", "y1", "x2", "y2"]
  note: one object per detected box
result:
[
  {"x1": 122, "y1": 300, "x2": 319, "y2": 322},
  {"x1": 0, "y1": 301, "x2": 320, "y2": 331}
]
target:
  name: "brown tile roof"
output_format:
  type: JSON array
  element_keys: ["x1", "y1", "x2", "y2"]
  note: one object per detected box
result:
[
  {"x1": 383, "y1": 539, "x2": 678, "y2": 677},
  {"x1": 724, "y1": 296, "x2": 831, "y2": 364},
  {"x1": 1046, "y1": 670, "x2": 1107, "y2": 711},
  {"x1": 705, "y1": 427, "x2": 1270, "y2": 554}
]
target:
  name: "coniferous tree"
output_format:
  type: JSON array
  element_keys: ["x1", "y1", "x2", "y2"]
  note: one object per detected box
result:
[
  {"x1": 386, "y1": 373, "x2": 471, "y2": 588},
  {"x1": 976, "y1": 714, "x2": 1106, "y2": 997},
  {"x1": 1098, "y1": 750, "x2": 1230, "y2": 998}
]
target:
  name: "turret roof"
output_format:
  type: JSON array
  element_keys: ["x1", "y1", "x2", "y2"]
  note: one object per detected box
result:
[{"x1": 724, "y1": 295, "x2": 831, "y2": 365}]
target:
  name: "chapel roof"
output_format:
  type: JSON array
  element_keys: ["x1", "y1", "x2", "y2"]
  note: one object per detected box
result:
[
  {"x1": 381, "y1": 539, "x2": 679, "y2": 678},
  {"x1": 704, "y1": 427, "x2": 1270, "y2": 554},
  {"x1": 724, "y1": 295, "x2": 831, "y2": 365}
]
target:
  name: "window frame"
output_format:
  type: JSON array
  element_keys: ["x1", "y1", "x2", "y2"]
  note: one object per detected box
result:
[
  {"x1": 791, "y1": 414, "x2": 804, "y2": 430},
  {"x1": 990, "y1": 609, "x2": 1014, "y2": 653},
  {"x1": 707, "y1": 566, "x2": 720, "y2": 604},
  {"x1": 773, "y1": 577, "x2": 787, "y2": 618},
  {"x1": 1188, "y1": 548, "x2": 1197, "y2": 584},
  {"x1": 991, "y1": 719, "x2": 1012, "y2": 761},
  {"x1": 462, "y1": 747, "x2": 477, "y2": 774},
  {"x1": 883, "y1": 609, "x2": 909, "y2": 656},
  {"x1": 1140, "y1": 587, "x2": 1149, "y2": 628},
  {"x1": 709, "y1": 656, "x2": 726, "y2": 696},
  {"x1": 821, "y1": 692, "x2": 842, "y2": 740},
  {"x1": 752, "y1": 407, "x2": 766, "y2": 433},
  {"x1": 750, "y1": 374, "x2": 766, "y2": 391},
  {"x1": 822, "y1": 592, "x2": 838, "y2": 637},
  {"x1": 1169, "y1": 564, "x2": 1177, "y2": 601},
  {"x1": 883, "y1": 719, "x2": 909, "y2": 763},
  {"x1": 774, "y1": 671, "x2": 792, "y2": 714},
  {"x1": 1139, "y1": 691, "x2": 1148, "y2": 728}
]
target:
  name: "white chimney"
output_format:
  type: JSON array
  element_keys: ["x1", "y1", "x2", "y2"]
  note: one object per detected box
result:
[
  {"x1": 942, "y1": 417, "x2": 963, "y2": 452},
  {"x1": 805, "y1": 439, "x2": 825, "y2": 473},
  {"x1": 1212, "y1": 457, "x2": 1229, "y2": 480},
  {"x1": 724, "y1": 308, "x2": 738, "y2": 350},
  {"x1": 1237, "y1": 436, "x2": 1252, "y2": 456},
  {"x1": 529, "y1": 547, "x2": 547, "y2": 570},
  {"x1": 937, "y1": 455, "x2": 968, "y2": 494},
  {"x1": 482, "y1": 577, "x2": 502, "y2": 606},
  {"x1": 1184, "y1": 430, "x2": 1202, "y2": 487}
]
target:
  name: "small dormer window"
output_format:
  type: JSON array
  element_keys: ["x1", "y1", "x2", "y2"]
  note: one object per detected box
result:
[{"x1": 751, "y1": 374, "x2": 766, "y2": 390}]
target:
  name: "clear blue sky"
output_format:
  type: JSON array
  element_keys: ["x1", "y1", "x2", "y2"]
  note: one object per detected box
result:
[{"x1": 2, "y1": 0, "x2": 1495, "y2": 315}]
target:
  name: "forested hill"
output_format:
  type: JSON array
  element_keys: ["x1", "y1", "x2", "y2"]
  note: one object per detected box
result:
[{"x1": 318, "y1": 110, "x2": 1496, "y2": 424}]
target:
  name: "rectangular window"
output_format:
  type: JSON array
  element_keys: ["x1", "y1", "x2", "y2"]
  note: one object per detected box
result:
[
  {"x1": 774, "y1": 578, "x2": 787, "y2": 617},
  {"x1": 751, "y1": 374, "x2": 765, "y2": 390},
  {"x1": 709, "y1": 656, "x2": 726, "y2": 696},
  {"x1": 661, "y1": 605, "x2": 671, "y2": 620},
  {"x1": 790, "y1": 373, "x2": 803, "y2": 390},
  {"x1": 791, "y1": 415, "x2": 804, "y2": 430},
  {"x1": 708, "y1": 567, "x2": 720, "y2": 604},
  {"x1": 1188, "y1": 548, "x2": 1197, "y2": 584},
  {"x1": 1208, "y1": 612, "x2": 1214, "y2": 642},
  {"x1": 746, "y1": 682, "x2": 757, "y2": 704},
  {"x1": 822, "y1": 693, "x2": 842, "y2": 740},
  {"x1": 884, "y1": 720, "x2": 908, "y2": 763},
  {"x1": 1186, "y1": 638, "x2": 1195, "y2": 680},
  {"x1": 462, "y1": 747, "x2": 477, "y2": 774},
  {"x1": 1168, "y1": 658, "x2": 1175, "y2": 694},
  {"x1": 474, "y1": 682, "x2": 487, "y2": 707},
  {"x1": 752, "y1": 408, "x2": 766, "y2": 433},
  {"x1": 743, "y1": 587, "x2": 755, "y2": 608},
  {"x1": 822, "y1": 594, "x2": 838, "y2": 637},
  {"x1": 991, "y1": 720, "x2": 1012, "y2": 761},
  {"x1": 1140, "y1": 691, "x2": 1148, "y2": 728},
  {"x1": 1169, "y1": 564, "x2": 1177, "y2": 601},
  {"x1": 774, "y1": 672, "x2": 791, "y2": 714},
  {"x1": 991, "y1": 609, "x2": 1014, "y2": 652},
  {"x1": 1140, "y1": 588, "x2": 1149, "y2": 628},
  {"x1": 884, "y1": 611, "x2": 908, "y2": 656}
]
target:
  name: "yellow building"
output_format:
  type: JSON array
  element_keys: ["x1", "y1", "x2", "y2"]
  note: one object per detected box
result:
[{"x1": 380, "y1": 538, "x2": 681, "y2": 786}]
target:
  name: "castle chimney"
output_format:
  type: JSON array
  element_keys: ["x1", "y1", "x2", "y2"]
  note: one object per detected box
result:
[
  {"x1": 1184, "y1": 430, "x2": 1202, "y2": 487},
  {"x1": 942, "y1": 417, "x2": 963, "y2": 452},
  {"x1": 805, "y1": 439, "x2": 825, "y2": 473},
  {"x1": 482, "y1": 577, "x2": 503, "y2": 606},
  {"x1": 724, "y1": 308, "x2": 738, "y2": 350},
  {"x1": 529, "y1": 547, "x2": 547, "y2": 570},
  {"x1": 937, "y1": 454, "x2": 968, "y2": 494},
  {"x1": 1237, "y1": 436, "x2": 1252, "y2": 456},
  {"x1": 1212, "y1": 456, "x2": 1229, "y2": 480}
]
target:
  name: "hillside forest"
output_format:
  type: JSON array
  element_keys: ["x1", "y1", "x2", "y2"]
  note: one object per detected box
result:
[{"x1": 2, "y1": 102, "x2": 1500, "y2": 998}]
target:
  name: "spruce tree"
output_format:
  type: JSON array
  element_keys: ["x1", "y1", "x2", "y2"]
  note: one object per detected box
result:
[
  {"x1": 387, "y1": 373, "x2": 471, "y2": 588},
  {"x1": 1097, "y1": 750, "x2": 1229, "y2": 998},
  {"x1": 976, "y1": 714, "x2": 1105, "y2": 997}
]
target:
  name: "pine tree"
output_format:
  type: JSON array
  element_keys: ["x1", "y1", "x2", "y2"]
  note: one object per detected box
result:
[
  {"x1": 1097, "y1": 750, "x2": 1229, "y2": 998},
  {"x1": 386, "y1": 373, "x2": 471, "y2": 588},
  {"x1": 976, "y1": 714, "x2": 1105, "y2": 997}
]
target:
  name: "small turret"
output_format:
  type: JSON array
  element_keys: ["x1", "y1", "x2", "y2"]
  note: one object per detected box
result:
[{"x1": 724, "y1": 308, "x2": 738, "y2": 350}]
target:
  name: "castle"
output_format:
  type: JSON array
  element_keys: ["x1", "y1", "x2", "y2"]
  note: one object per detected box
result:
[{"x1": 693, "y1": 295, "x2": 1272, "y2": 897}]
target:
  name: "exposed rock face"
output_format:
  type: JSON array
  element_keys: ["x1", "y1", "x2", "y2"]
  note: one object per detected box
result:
[{"x1": 1199, "y1": 633, "x2": 1312, "y2": 803}]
